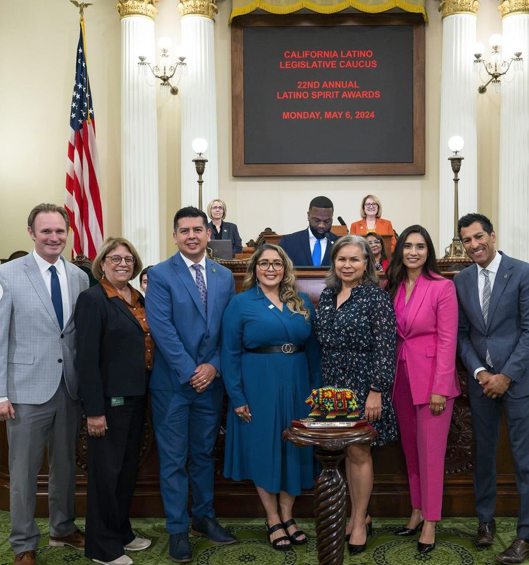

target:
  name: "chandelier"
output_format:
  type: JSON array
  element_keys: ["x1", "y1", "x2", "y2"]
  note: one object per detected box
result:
[
  {"x1": 138, "y1": 38, "x2": 187, "y2": 96},
  {"x1": 473, "y1": 34, "x2": 523, "y2": 94}
]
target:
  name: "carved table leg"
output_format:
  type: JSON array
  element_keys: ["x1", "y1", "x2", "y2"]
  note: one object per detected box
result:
[{"x1": 313, "y1": 449, "x2": 347, "y2": 565}]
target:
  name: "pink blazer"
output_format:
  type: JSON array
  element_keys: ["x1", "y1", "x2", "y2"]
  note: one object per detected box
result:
[{"x1": 392, "y1": 276, "x2": 461, "y2": 405}]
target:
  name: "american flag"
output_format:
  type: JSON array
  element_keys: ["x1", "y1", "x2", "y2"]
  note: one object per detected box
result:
[{"x1": 65, "y1": 21, "x2": 104, "y2": 260}]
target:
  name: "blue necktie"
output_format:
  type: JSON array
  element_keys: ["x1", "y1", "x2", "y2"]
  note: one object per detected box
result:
[
  {"x1": 312, "y1": 238, "x2": 322, "y2": 267},
  {"x1": 192, "y1": 264, "x2": 207, "y2": 312},
  {"x1": 49, "y1": 265, "x2": 64, "y2": 330}
]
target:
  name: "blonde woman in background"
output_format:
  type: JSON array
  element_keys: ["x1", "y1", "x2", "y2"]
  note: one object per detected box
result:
[{"x1": 206, "y1": 199, "x2": 243, "y2": 257}]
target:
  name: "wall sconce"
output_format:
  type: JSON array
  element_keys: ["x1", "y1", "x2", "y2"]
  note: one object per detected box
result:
[
  {"x1": 443, "y1": 136, "x2": 467, "y2": 261},
  {"x1": 473, "y1": 35, "x2": 523, "y2": 94},
  {"x1": 192, "y1": 138, "x2": 208, "y2": 211},
  {"x1": 138, "y1": 37, "x2": 187, "y2": 96}
]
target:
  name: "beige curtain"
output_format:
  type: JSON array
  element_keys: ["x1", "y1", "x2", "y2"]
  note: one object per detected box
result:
[{"x1": 230, "y1": 0, "x2": 427, "y2": 23}]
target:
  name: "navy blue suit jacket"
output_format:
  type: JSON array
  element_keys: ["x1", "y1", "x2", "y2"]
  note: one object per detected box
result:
[
  {"x1": 278, "y1": 229, "x2": 339, "y2": 267},
  {"x1": 454, "y1": 252, "x2": 529, "y2": 398},
  {"x1": 146, "y1": 252, "x2": 235, "y2": 391}
]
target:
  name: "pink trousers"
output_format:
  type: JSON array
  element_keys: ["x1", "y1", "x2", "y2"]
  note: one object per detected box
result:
[{"x1": 392, "y1": 360, "x2": 454, "y2": 521}]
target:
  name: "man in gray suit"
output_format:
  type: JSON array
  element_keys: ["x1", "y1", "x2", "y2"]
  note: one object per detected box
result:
[
  {"x1": 455, "y1": 213, "x2": 529, "y2": 565},
  {"x1": 0, "y1": 204, "x2": 89, "y2": 565}
]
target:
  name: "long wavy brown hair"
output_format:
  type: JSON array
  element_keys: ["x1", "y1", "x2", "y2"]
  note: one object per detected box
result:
[{"x1": 242, "y1": 244, "x2": 310, "y2": 320}]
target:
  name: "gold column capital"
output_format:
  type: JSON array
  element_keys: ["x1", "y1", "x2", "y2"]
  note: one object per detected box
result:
[
  {"x1": 177, "y1": 0, "x2": 218, "y2": 21},
  {"x1": 498, "y1": 0, "x2": 529, "y2": 18},
  {"x1": 117, "y1": 0, "x2": 159, "y2": 20},
  {"x1": 438, "y1": 0, "x2": 479, "y2": 18}
]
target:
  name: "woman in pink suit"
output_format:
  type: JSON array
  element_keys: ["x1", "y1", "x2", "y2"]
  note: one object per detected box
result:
[{"x1": 385, "y1": 225, "x2": 460, "y2": 554}]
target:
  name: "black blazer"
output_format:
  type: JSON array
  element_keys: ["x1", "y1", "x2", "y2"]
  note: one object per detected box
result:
[
  {"x1": 208, "y1": 221, "x2": 243, "y2": 255},
  {"x1": 279, "y1": 229, "x2": 339, "y2": 267},
  {"x1": 74, "y1": 283, "x2": 149, "y2": 417}
]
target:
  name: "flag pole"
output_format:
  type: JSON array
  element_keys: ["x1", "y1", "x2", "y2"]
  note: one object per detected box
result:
[{"x1": 70, "y1": 1, "x2": 93, "y2": 124}]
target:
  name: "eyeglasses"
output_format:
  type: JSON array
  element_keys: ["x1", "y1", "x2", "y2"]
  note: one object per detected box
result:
[
  {"x1": 211, "y1": 206, "x2": 224, "y2": 210},
  {"x1": 106, "y1": 255, "x2": 135, "y2": 265},
  {"x1": 257, "y1": 260, "x2": 284, "y2": 271},
  {"x1": 364, "y1": 203, "x2": 378, "y2": 208},
  {"x1": 367, "y1": 240, "x2": 381, "y2": 246}
]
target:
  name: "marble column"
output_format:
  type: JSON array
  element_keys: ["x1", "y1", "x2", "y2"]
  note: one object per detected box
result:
[
  {"x1": 178, "y1": 0, "x2": 219, "y2": 210},
  {"x1": 117, "y1": 0, "x2": 161, "y2": 268},
  {"x1": 438, "y1": 0, "x2": 479, "y2": 255},
  {"x1": 498, "y1": 0, "x2": 529, "y2": 260}
]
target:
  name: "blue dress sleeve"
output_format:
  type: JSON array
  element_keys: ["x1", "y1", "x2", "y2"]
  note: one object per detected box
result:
[
  {"x1": 221, "y1": 295, "x2": 247, "y2": 408},
  {"x1": 302, "y1": 294, "x2": 322, "y2": 391}
]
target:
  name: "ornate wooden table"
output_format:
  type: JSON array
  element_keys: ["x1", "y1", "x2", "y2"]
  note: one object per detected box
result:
[{"x1": 283, "y1": 424, "x2": 377, "y2": 565}]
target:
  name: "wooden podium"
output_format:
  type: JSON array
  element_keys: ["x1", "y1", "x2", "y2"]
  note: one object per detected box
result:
[{"x1": 0, "y1": 268, "x2": 518, "y2": 518}]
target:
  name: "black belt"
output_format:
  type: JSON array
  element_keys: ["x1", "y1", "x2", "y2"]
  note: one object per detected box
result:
[{"x1": 244, "y1": 344, "x2": 305, "y2": 355}]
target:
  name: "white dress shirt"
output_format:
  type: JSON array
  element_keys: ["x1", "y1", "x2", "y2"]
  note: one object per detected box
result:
[
  {"x1": 308, "y1": 227, "x2": 328, "y2": 261},
  {"x1": 473, "y1": 251, "x2": 502, "y2": 378},
  {"x1": 33, "y1": 250, "x2": 72, "y2": 324},
  {"x1": 477, "y1": 251, "x2": 502, "y2": 308},
  {"x1": 181, "y1": 253, "x2": 207, "y2": 288}
]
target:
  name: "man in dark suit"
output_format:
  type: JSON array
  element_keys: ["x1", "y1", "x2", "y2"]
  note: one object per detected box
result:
[
  {"x1": 278, "y1": 196, "x2": 339, "y2": 267},
  {"x1": 0, "y1": 204, "x2": 89, "y2": 565},
  {"x1": 146, "y1": 207, "x2": 236, "y2": 563},
  {"x1": 454, "y1": 213, "x2": 529, "y2": 564}
]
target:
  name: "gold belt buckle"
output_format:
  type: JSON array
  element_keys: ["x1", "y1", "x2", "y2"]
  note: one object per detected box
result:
[{"x1": 281, "y1": 343, "x2": 294, "y2": 354}]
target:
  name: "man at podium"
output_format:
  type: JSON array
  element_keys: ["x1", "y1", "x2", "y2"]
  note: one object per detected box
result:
[{"x1": 279, "y1": 196, "x2": 339, "y2": 267}]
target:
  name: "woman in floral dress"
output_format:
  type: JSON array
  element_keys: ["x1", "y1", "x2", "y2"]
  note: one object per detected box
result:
[{"x1": 315, "y1": 235, "x2": 397, "y2": 556}]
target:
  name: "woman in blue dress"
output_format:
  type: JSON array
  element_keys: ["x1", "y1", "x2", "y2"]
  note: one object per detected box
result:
[{"x1": 221, "y1": 244, "x2": 322, "y2": 551}]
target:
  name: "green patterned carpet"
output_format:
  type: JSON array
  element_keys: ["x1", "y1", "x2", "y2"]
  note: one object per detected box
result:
[{"x1": 0, "y1": 512, "x2": 519, "y2": 565}]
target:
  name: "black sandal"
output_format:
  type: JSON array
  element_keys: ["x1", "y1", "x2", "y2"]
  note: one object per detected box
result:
[
  {"x1": 282, "y1": 518, "x2": 307, "y2": 546},
  {"x1": 266, "y1": 522, "x2": 291, "y2": 551}
]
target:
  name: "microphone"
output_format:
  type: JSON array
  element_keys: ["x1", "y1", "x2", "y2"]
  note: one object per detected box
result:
[{"x1": 337, "y1": 216, "x2": 349, "y2": 235}]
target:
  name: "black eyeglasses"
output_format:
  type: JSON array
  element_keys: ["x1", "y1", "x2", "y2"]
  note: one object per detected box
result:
[
  {"x1": 257, "y1": 260, "x2": 284, "y2": 271},
  {"x1": 106, "y1": 255, "x2": 135, "y2": 265}
]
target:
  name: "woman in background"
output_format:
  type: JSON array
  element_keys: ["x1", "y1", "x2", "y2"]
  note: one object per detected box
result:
[
  {"x1": 221, "y1": 244, "x2": 321, "y2": 551},
  {"x1": 207, "y1": 199, "x2": 243, "y2": 257},
  {"x1": 315, "y1": 235, "x2": 397, "y2": 556},
  {"x1": 366, "y1": 232, "x2": 389, "y2": 273},
  {"x1": 350, "y1": 195, "x2": 397, "y2": 251},
  {"x1": 385, "y1": 225, "x2": 460, "y2": 554}
]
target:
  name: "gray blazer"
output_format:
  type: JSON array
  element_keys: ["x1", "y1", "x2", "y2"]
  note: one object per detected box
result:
[
  {"x1": 0, "y1": 254, "x2": 89, "y2": 404},
  {"x1": 454, "y1": 252, "x2": 529, "y2": 398}
]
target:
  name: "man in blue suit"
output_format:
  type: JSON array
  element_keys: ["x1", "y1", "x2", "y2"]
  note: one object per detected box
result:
[
  {"x1": 146, "y1": 207, "x2": 236, "y2": 562},
  {"x1": 278, "y1": 196, "x2": 339, "y2": 267},
  {"x1": 454, "y1": 213, "x2": 529, "y2": 564}
]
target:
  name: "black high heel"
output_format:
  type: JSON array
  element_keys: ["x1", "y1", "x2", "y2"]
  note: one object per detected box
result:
[
  {"x1": 417, "y1": 541, "x2": 436, "y2": 554},
  {"x1": 347, "y1": 526, "x2": 368, "y2": 555},
  {"x1": 345, "y1": 513, "x2": 372, "y2": 542},
  {"x1": 281, "y1": 518, "x2": 307, "y2": 546},
  {"x1": 348, "y1": 536, "x2": 367, "y2": 556},
  {"x1": 394, "y1": 520, "x2": 424, "y2": 537},
  {"x1": 265, "y1": 522, "x2": 291, "y2": 552}
]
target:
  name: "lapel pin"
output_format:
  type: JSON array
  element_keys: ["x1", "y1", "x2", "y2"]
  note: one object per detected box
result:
[
  {"x1": 211, "y1": 267, "x2": 216, "y2": 273},
  {"x1": 504, "y1": 274, "x2": 508, "y2": 278},
  {"x1": 268, "y1": 304, "x2": 274, "y2": 309}
]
